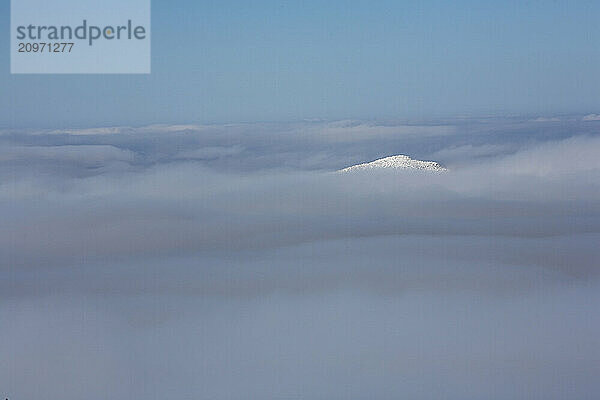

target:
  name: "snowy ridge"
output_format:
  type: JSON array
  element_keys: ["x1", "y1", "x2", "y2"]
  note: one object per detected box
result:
[{"x1": 339, "y1": 155, "x2": 447, "y2": 172}]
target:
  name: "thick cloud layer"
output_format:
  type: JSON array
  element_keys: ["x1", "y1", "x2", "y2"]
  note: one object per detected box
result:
[{"x1": 1, "y1": 118, "x2": 599, "y2": 399}]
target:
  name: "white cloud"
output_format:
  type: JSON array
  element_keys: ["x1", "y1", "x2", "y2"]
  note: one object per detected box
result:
[
  {"x1": 0, "y1": 145, "x2": 135, "y2": 164},
  {"x1": 310, "y1": 120, "x2": 455, "y2": 142},
  {"x1": 582, "y1": 114, "x2": 600, "y2": 121},
  {"x1": 532, "y1": 116, "x2": 561, "y2": 122},
  {"x1": 486, "y1": 135, "x2": 600, "y2": 176},
  {"x1": 1, "y1": 120, "x2": 599, "y2": 400}
]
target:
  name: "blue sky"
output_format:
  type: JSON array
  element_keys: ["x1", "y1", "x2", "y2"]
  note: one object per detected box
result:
[{"x1": 1, "y1": 0, "x2": 599, "y2": 128}]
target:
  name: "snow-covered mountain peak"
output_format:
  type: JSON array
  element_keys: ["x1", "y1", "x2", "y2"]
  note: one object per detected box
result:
[{"x1": 339, "y1": 155, "x2": 447, "y2": 172}]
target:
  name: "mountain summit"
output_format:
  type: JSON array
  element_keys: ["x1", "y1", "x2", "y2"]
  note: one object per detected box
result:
[{"x1": 339, "y1": 155, "x2": 447, "y2": 172}]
